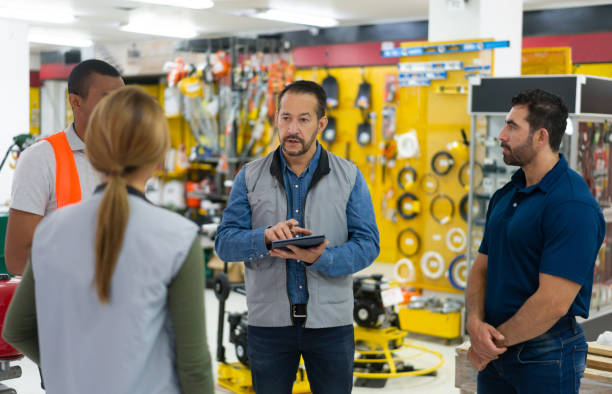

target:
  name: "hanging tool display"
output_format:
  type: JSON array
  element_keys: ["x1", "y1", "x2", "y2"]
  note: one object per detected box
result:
[
  {"x1": 448, "y1": 254, "x2": 468, "y2": 291},
  {"x1": 355, "y1": 70, "x2": 372, "y2": 109},
  {"x1": 355, "y1": 70, "x2": 373, "y2": 146},
  {"x1": 322, "y1": 116, "x2": 337, "y2": 145},
  {"x1": 579, "y1": 122, "x2": 596, "y2": 196},
  {"x1": 592, "y1": 122, "x2": 607, "y2": 200},
  {"x1": 430, "y1": 150, "x2": 454, "y2": 176},
  {"x1": 239, "y1": 65, "x2": 270, "y2": 159},
  {"x1": 445, "y1": 227, "x2": 467, "y2": 253},
  {"x1": 357, "y1": 117, "x2": 373, "y2": 146},
  {"x1": 419, "y1": 251, "x2": 445, "y2": 280},
  {"x1": 459, "y1": 194, "x2": 486, "y2": 223},
  {"x1": 380, "y1": 140, "x2": 397, "y2": 185},
  {"x1": 321, "y1": 68, "x2": 339, "y2": 149},
  {"x1": 429, "y1": 194, "x2": 455, "y2": 225},
  {"x1": 396, "y1": 228, "x2": 421, "y2": 257},
  {"x1": 420, "y1": 173, "x2": 439, "y2": 195},
  {"x1": 178, "y1": 70, "x2": 219, "y2": 157},
  {"x1": 397, "y1": 166, "x2": 417, "y2": 190},
  {"x1": 397, "y1": 192, "x2": 420, "y2": 220},
  {"x1": 382, "y1": 106, "x2": 397, "y2": 141},
  {"x1": 395, "y1": 130, "x2": 420, "y2": 159},
  {"x1": 394, "y1": 258, "x2": 416, "y2": 283},
  {"x1": 382, "y1": 74, "x2": 398, "y2": 141},
  {"x1": 458, "y1": 161, "x2": 484, "y2": 189},
  {"x1": 322, "y1": 70, "x2": 339, "y2": 108},
  {"x1": 290, "y1": 38, "x2": 508, "y2": 293}
]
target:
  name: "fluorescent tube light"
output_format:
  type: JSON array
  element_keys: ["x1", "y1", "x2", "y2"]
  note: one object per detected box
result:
[
  {"x1": 129, "y1": 0, "x2": 214, "y2": 9},
  {"x1": 0, "y1": 6, "x2": 75, "y2": 24},
  {"x1": 28, "y1": 32, "x2": 92, "y2": 48},
  {"x1": 253, "y1": 9, "x2": 338, "y2": 28},
  {"x1": 122, "y1": 15, "x2": 198, "y2": 38}
]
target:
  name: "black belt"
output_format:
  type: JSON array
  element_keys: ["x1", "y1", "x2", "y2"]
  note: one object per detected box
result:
[{"x1": 292, "y1": 304, "x2": 307, "y2": 318}]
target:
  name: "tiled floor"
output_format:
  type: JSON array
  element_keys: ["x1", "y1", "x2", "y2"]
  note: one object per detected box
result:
[{"x1": 3, "y1": 289, "x2": 460, "y2": 393}]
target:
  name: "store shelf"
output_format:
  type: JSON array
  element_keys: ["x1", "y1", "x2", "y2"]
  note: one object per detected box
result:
[
  {"x1": 407, "y1": 282, "x2": 465, "y2": 294},
  {"x1": 603, "y1": 207, "x2": 612, "y2": 223},
  {"x1": 153, "y1": 170, "x2": 187, "y2": 179}
]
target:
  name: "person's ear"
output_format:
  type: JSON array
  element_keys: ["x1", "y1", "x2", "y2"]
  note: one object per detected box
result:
[
  {"x1": 68, "y1": 93, "x2": 81, "y2": 113},
  {"x1": 537, "y1": 128, "x2": 549, "y2": 146},
  {"x1": 318, "y1": 115, "x2": 328, "y2": 134}
]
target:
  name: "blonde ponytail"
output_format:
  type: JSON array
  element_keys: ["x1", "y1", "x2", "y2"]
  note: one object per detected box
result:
[
  {"x1": 94, "y1": 175, "x2": 129, "y2": 303},
  {"x1": 85, "y1": 86, "x2": 169, "y2": 303}
]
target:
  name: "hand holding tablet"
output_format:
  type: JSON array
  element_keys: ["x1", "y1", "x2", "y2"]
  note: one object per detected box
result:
[{"x1": 270, "y1": 234, "x2": 326, "y2": 250}]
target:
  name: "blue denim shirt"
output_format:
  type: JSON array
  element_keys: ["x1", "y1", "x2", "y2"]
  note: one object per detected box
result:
[
  {"x1": 215, "y1": 144, "x2": 380, "y2": 304},
  {"x1": 279, "y1": 143, "x2": 321, "y2": 304}
]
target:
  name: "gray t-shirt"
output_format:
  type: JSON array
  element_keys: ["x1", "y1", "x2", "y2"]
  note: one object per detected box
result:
[{"x1": 10, "y1": 123, "x2": 102, "y2": 216}]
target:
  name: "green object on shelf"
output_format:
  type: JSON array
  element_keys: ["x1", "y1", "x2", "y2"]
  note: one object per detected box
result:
[{"x1": 0, "y1": 210, "x2": 8, "y2": 275}]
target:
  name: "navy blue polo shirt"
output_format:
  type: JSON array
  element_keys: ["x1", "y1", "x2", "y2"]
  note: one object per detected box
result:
[{"x1": 479, "y1": 154, "x2": 605, "y2": 327}]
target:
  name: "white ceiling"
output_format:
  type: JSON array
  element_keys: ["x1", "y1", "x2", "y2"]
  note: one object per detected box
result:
[{"x1": 2, "y1": 0, "x2": 611, "y2": 52}]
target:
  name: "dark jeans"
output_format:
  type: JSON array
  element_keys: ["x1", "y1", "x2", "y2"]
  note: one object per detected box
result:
[
  {"x1": 477, "y1": 316, "x2": 587, "y2": 394},
  {"x1": 247, "y1": 321, "x2": 354, "y2": 394}
]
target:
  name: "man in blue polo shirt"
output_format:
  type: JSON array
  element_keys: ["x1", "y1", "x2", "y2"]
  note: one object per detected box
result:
[{"x1": 465, "y1": 89, "x2": 605, "y2": 393}]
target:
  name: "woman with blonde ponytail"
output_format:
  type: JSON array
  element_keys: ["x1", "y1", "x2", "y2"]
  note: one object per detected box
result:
[{"x1": 3, "y1": 86, "x2": 214, "y2": 394}]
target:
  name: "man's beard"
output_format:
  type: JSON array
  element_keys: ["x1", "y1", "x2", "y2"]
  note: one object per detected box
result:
[
  {"x1": 502, "y1": 133, "x2": 536, "y2": 166},
  {"x1": 281, "y1": 133, "x2": 317, "y2": 157}
]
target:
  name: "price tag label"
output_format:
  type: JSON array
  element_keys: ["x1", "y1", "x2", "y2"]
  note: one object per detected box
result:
[{"x1": 381, "y1": 287, "x2": 404, "y2": 307}]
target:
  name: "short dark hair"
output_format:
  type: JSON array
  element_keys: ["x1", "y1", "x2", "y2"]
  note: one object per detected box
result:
[
  {"x1": 277, "y1": 80, "x2": 326, "y2": 119},
  {"x1": 511, "y1": 88, "x2": 569, "y2": 151},
  {"x1": 68, "y1": 59, "x2": 121, "y2": 99}
]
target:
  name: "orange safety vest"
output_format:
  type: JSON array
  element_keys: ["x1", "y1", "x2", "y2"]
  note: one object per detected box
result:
[{"x1": 43, "y1": 131, "x2": 82, "y2": 209}]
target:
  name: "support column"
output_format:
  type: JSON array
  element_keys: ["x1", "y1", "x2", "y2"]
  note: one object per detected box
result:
[
  {"x1": 428, "y1": 0, "x2": 523, "y2": 76},
  {"x1": 0, "y1": 18, "x2": 29, "y2": 205}
]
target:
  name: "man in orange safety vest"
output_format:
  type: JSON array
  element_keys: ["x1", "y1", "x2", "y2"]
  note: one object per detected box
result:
[{"x1": 5, "y1": 59, "x2": 124, "y2": 276}]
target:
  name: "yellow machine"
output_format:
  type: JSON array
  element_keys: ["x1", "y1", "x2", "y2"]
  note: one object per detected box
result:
[
  {"x1": 353, "y1": 325, "x2": 444, "y2": 380},
  {"x1": 217, "y1": 362, "x2": 310, "y2": 394},
  {"x1": 214, "y1": 273, "x2": 311, "y2": 393}
]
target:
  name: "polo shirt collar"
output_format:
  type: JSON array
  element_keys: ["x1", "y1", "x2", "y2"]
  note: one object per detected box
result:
[
  {"x1": 511, "y1": 153, "x2": 567, "y2": 193},
  {"x1": 65, "y1": 123, "x2": 85, "y2": 152}
]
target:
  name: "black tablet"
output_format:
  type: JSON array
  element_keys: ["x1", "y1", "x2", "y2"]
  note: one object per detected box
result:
[{"x1": 270, "y1": 235, "x2": 326, "y2": 250}]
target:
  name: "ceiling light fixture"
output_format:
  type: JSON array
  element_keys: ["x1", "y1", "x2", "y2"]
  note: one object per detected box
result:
[
  {"x1": 129, "y1": 0, "x2": 214, "y2": 9},
  {"x1": 122, "y1": 15, "x2": 198, "y2": 38},
  {"x1": 0, "y1": 6, "x2": 75, "y2": 24},
  {"x1": 28, "y1": 32, "x2": 93, "y2": 48},
  {"x1": 252, "y1": 9, "x2": 339, "y2": 28}
]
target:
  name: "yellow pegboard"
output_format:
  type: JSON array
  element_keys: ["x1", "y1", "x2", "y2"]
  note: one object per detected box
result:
[
  {"x1": 295, "y1": 39, "x2": 495, "y2": 292},
  {"x1": 29, "y1": 86, "x2": 40, "y2": 136},
  {"x1": 522, "y1": 47, "x2": 572, "y2": 75},
  {"x1": 573, "y1": 62, "x2": 612, "y2": 78}
]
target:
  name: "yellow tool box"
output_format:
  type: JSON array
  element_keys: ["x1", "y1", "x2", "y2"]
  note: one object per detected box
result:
[{"x1": 398, "y1": 307, "x2": 461, "y2": 340}]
